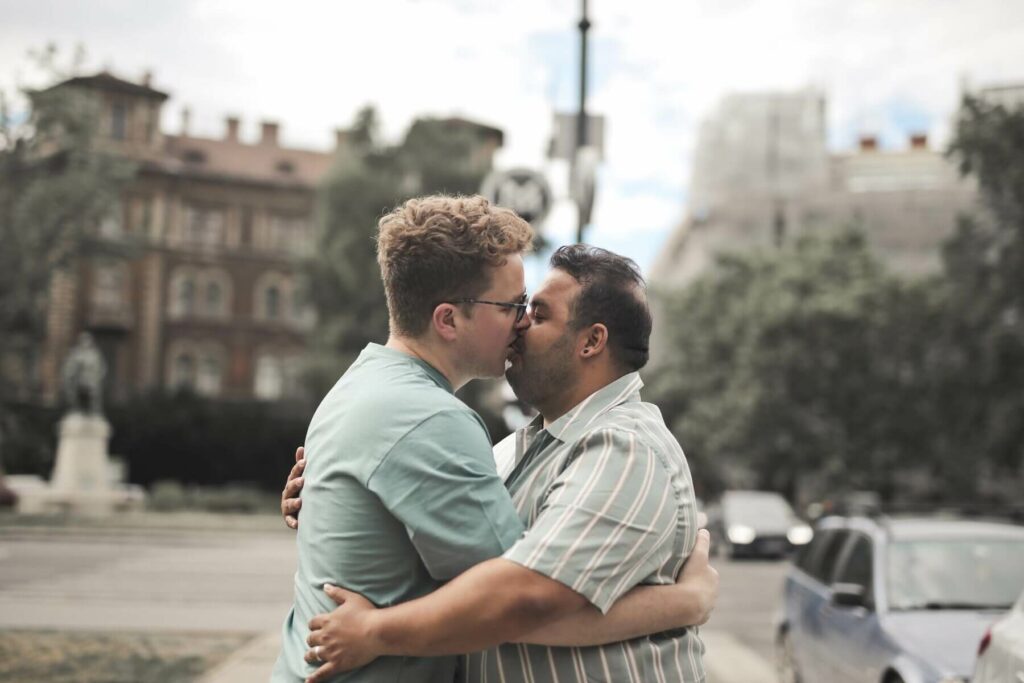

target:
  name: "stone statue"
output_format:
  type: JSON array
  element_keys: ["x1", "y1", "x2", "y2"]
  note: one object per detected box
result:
[{"x1": 61, "y1": 332, "x2": 107, "y2": 415}]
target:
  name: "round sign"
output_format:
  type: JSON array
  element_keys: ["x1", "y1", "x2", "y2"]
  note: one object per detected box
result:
[{"x1": 480, "y1": 168, "x2": 553, "y2": 225}]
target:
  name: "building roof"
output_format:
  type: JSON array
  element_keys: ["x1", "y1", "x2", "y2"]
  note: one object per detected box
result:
[
  {"x1": 57, "y1": 71, "x2": 170, "y2": 101},
  {"x1": 159, "y1": 134, "x2": 336, "y2": 188}
]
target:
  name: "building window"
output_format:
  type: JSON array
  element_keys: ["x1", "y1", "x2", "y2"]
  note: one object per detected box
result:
[
  {"x1": 265, "y1": 286, "x2": 281, "y2": 321},
  {"x1": 196, "y1": 354, "x2": 223, "y2": 397},
  {"x1": 254, "y1": 353, "x2": 302, "y2": 400},
  {"x1": 255, "y1": 273, "x2": 302, "y2": 324},
  {"x1": 171, "y1": 352, "x2": 195, "y2": 390},
  {"x1": 241, "y1": 208, "x2": 254, "y2": 246},
  {"x1": 93, "y1": 262, "x2": 127, "y2": 313},
  {"x1": 206, "y1": 282, "x2": 222, "y2": 315},
  {"x1": 183, "y1": 204, "x2": 225, "y2": 248},
  {"x1": 254, "y1": 354, "x2": 284, "y2": 400},
  {"x1": 267, "y1": 213, "x2": 310, "y2": 255},
  {"x1": 111, "y1": 103, "x2": 127, "y2": 141},
  {"x1": 168, "y1": 343, "x2": 225, "y2": 396},
  {"x1": 169, "y1": 267, "x2": 231, "y2": 320},
  {"x1": 179, "y1": 278, "x2": 196, "y2": 316}
]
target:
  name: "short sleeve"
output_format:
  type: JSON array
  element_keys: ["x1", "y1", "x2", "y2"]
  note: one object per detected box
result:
[
  {"x1": 502, "y1": 428, "x2": 678, "y2": 613},
  {"x1": 367, "y1": 409, "x2": 525, "y2": 581}
]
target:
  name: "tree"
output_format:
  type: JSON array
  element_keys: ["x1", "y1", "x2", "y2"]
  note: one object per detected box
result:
[
  {"x1": 0, "y1": 46, "x2": 134, "y2": 489},
  {"x1": 647, "y1": 231, "x2": 940, "y2": 501},
  {"x1": 303, "y1": 107, "x2": 497, "y2": 398},
  {"x1": 0, "y1": 45, "x2": 135, "y2": 400},
  {"x1": 933, "y1": 95, "x2": 1024, "y2": 482}
]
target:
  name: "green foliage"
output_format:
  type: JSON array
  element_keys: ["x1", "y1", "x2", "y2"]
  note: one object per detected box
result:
[
  {"x1": 1, "y1": 391, "x2": 306, "y2": 492},
  {"x1": 649, "y1": 94, "x2": 1024, "y2": 504},
  {"x1": 648, "y1": 232, "x2": 941, "y2": 500},
  {"x1": 934, "y1": 95, "x2": 1024, "y2": 477},
  {"x1": 304, "y1": 107, "x2": 495, "y2": 396},
  {"x1": 0, "y1": 46, "x2": 135, "y2": 396}
]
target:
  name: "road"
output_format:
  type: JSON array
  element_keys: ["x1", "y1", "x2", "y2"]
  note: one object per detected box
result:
[{"x1": 0, "y1": 516, "x2": 788, "y2": 682}]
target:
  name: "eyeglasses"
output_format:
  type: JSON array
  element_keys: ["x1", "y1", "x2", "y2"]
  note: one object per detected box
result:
[{"x1": 446, "y1": 297, "x2": 529, "y2": 324}]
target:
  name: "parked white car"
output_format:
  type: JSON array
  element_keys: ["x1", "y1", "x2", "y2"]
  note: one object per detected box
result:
[{"x1": 974, "y1": 587, "x2": 1024, "y2": 683}]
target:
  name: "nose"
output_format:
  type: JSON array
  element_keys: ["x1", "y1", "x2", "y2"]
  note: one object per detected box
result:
[{"x1": 514, "y1": 309, "x2": 532, "y2": 333}]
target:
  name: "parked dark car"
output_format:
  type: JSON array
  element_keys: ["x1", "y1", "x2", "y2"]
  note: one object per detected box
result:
[
  {"x1": 707, "y1": 490, "x2": 813, "y2": 559},
  {"x1": 775, "y1": 515, "x2": 1024, "y2": 683}
]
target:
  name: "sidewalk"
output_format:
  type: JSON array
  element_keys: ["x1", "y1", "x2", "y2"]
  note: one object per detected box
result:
[
  {"x1": 201, "y1": 628, "x2": 777, "y2": 683},
  {"x1": 199, "y1": 630, "x2": 283, "y2": 683}
]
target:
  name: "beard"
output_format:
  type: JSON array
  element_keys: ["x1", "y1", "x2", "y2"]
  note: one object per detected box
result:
[{"x1": 506, "y1": 330, "x2": 576, "y2": 410}]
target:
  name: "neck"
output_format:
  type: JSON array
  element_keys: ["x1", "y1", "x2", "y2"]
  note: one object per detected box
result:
[
  {"x1": 385, "y1": 334, "x2": 467, "y2": 390},
  {"x1": 539, "y1": 364, "x2": 626, "y2": 428}
]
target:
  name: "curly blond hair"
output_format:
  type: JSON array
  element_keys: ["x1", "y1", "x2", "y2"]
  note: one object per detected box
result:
[{"x1": 377, "y1": 195, "x2": 534, "y2": 337}]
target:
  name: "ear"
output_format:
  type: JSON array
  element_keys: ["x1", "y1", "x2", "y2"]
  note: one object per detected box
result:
[
  {"x1": 578, "y1": 323, "x2": 609, "y2": 360},
  {"x1": 431, "y1": 304, "x2": 459, "y2": 342}
]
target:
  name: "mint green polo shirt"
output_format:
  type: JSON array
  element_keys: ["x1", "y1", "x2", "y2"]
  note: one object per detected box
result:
[{"x1": 273, "y1": 344, "x2": 525, "y2": 682}]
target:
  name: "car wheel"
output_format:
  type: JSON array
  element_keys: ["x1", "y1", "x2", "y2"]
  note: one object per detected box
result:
[{"x1": 775, "y1": 629, "x2": 801, "y2": 683}]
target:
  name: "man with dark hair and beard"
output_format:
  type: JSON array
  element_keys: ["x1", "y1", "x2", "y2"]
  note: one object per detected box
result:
[{"x1": 285, "y1": 244, "x2": 711, "y2": 683}]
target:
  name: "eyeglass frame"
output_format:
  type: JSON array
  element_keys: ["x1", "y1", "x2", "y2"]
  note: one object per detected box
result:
[{"x1": 443, "y1": 296, "x2": 529, "y2": 324}]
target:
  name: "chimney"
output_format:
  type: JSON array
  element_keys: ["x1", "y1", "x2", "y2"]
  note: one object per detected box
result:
[
  {"x1": 180, "y1": 106, "x2": 191, "y2": 137},
  {"x1": 334, "y1": 128, "x2": 350, "y2": 149},
  {"x1": 859, "y1": 135, "x2": 878, "y2": 152},
  {"x1": 225, "y1": 116, "x2": 241, "y2": 143},
  {"x1": 141, "y1": 70, "x2": 153, "y2": 88},
  {"x1": 909, "y1": 133, "x2": 928, "y2": 150},
  {"x1": 260, "y1": 121, "x2": 279, "y2": 146}
]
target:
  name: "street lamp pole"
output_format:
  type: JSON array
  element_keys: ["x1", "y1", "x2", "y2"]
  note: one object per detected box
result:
[{"x1": 575, "y1": 0, "x2": 591, "y2": 244}]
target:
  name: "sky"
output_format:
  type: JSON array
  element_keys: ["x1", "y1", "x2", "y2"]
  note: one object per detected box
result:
[{"x1": 2, "y1": 0, "x2": 1023, "y2": 286}]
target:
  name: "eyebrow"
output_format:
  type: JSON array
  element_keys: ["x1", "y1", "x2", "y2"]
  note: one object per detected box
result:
[{"x1": 529, "y1": 296, "x2": 548, "y2": 310}]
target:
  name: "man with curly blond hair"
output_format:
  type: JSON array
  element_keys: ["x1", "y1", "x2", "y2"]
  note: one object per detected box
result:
[
  {"x1": 273, "y1": 195, "x2": 535, "y2": 682},
  {"x1": 274, "y1": 197, "x2": 715, "y2": 683}
]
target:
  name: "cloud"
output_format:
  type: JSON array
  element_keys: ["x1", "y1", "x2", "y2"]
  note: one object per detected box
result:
[{"x1": 2, "y1": 0, "x2": 1023, "y2": 273}]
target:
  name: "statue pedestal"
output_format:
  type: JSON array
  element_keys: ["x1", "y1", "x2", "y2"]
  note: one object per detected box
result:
[
  {"x1": 51, "y1": 414, "x2": 112, "y2": 495},
  {"x1": 11, "y1": 413, "x2": 143, "y2": 517}
]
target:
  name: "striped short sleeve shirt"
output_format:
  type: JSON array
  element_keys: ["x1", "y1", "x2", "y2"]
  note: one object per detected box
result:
[{"x1": 461, "y1": 372, "x2": 706, "y2": 683}]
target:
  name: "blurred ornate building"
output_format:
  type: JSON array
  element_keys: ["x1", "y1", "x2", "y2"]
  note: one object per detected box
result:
[{"x1": 35, "y1": 71, "x2": 503, "y2": 405}]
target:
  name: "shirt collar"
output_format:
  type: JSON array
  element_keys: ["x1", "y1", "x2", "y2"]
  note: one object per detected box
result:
[
  {"x1": 541, "y1": 372, "x2": 644, "y2": 444},
  {"x1": 364, "y1": 343, "x2": 454, "y2": 394}
]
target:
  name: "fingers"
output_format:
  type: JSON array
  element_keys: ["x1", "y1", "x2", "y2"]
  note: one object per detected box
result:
[
  {"x1": 283, "y1": 497, "x2": 302, "y2": 515},
  {"x1": 306, "y1": 662, "x2": 337, "y2": 683},
  {"x1": 286, "y1": 459, "x2": 306, "y2": 485},
  {"x1": 309, "y1": 614, "x2": 327, "y2": 631},
  {"x1": 693, "y1": 529, "x2": 711, "y2": 559},
  {"x1": 284, "y1": 476, "x2": 305, "y2": 500},
  {"x1": 323, "y1": 584, "x2": 349, "y2": 605},
  {"x1": 281, "y1": 455, "x2": 306, "y2": 529}
]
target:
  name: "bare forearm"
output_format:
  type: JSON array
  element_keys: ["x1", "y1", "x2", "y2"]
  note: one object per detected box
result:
[
  {"x1": 368, "y1": 558, "x2": 585, "y2": 656},
  {"x1": 518, "y1": 583, "x2": 703, "y2": 646}
]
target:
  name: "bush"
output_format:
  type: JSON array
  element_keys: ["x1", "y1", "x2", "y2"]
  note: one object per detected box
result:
[
  {"x1": 1, "y1": 391, "x2": 306, "y2": 493},
  {"x1": 108, "y1": 391, "x2": 307, "y2": 492}
]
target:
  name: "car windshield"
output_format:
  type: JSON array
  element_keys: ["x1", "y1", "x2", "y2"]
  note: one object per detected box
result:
[
  {"x1": 724, "y1": 495, "x2": 792, "y2": 526},
  {"x1": 887, "y1": 538, "x2": 1024, "y2": 610}
]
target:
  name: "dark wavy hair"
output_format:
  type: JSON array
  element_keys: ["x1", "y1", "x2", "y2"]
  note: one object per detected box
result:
[{"x1": 549, "y1": 244, "x2": 652, "y2": 371}]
